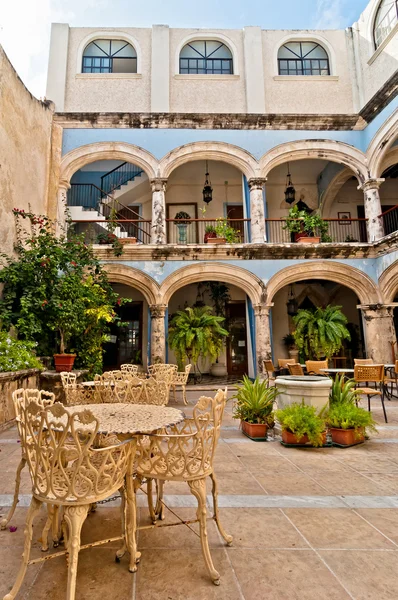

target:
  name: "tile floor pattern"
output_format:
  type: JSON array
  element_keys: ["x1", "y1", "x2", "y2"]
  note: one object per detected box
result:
[{"x1": 1, "y1": 390, "x2": 398, "y2": 599}]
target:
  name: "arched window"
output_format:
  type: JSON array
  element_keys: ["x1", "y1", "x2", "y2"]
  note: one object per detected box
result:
[
  {"x1": 374, "y1": 1, "x2": 398, "y2": 48},
  {"x1": 82, "y1": 39, "x2": 137, "y2": 73},
  {"x1": 179, "y1": 40, "x2": 233, "y2": 75},
  {"x1": 277, "y1": 42, "x2": 330, "y2": 76}
]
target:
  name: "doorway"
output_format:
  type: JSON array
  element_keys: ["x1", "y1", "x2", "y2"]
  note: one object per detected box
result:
[
  {"x1": 226, "y1": 204, "x2": 244, "y2": 242},
  {"x1": 103, "y1": 301, "x2": 143, "y2": 369},
  {"x1": 226, "y1": 302, "x2": 248, "y2": 375}
]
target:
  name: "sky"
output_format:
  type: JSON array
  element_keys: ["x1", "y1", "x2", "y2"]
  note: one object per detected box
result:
[{"x1": 0, "y1": 0, "x2": 370, "y2": 99}]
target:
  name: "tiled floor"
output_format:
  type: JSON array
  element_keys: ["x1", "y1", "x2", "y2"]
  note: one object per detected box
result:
[{"x1": 1, "y1": 390, "x2": 398, "y2": 599}]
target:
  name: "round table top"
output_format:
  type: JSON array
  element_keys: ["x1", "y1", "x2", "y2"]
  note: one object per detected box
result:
[
  {"x1": 319, "y1": 368, "x2": 354, "y2": 373},
  {"x1": 65, "y1": 403, "x2": 185, "y2": 434}
]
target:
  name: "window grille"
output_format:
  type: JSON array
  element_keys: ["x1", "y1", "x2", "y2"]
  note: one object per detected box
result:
[
  {"x1": 277, "y1": 42, "x2": 330, "y2": 76},
  {"x1": 374, "y1": 0, "x2": 398, "y2": 48},
  {"x1": 82, "y1": 39, "x2": 137, "y2": 73},
  {"x1": 179, "y1": 40, "x2": 233, "y2": 74}
]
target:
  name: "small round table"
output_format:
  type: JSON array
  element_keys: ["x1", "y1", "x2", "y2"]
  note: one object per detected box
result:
[{"x1": 319, "y1": 368, "x2": 354, "y2": 375}]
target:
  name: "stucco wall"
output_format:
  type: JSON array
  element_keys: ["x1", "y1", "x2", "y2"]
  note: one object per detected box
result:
[
  {"x1": 0, "y1": 46, "x2": 53, "y2": 256},
  {"x1": 0, "y1": 369, "x2": 40, "y2": 427}
]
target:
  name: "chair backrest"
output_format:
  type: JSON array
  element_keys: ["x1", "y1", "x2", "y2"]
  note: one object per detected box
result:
[
  {"x1": 263, "y1": 360, "x2": 275, "y2": 377},
  {"x1": 395, "y1": 360, "x2": 398, "y2": 374},
  {"x1": 354, "y1": 358, "x2": 373, "y2": 365},
  {"x1": 305, "y1": 360, "x2": 328, "y2": 374},
  {"x1": 173, "y1": 364, "x2": 192, "y2": 385},
  {"x1": 288, "y1": 363, "x2": 304, "y2": 376},
  {"x1": 60, "y1": 372, "x2": 77, "y2": 388},
  {"x1": 142, "y1": 377, "x2": 169, "y2": 405},
  {"x1": 120, "y1": 364, "x2": 139, "y2": 374},
  {"x1": 148, "y1": 364, "x2": 178, "y2": 384},
  {"x1": 278, "y1": 358, "x2": 294, "y2": 368},
  {"x1": 12, "y1": 388, "x2": 55, "y2": 418},
  {"x1": 20, "y1": 402, "x2": 130, "y2": 503},
  {"x1": 354, "y1": 364, "x2": 384, "y2": 383}
]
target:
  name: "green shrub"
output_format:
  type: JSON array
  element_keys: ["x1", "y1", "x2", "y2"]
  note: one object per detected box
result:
[
  {"x1": 329, "y1": 374, "x2": 360, "y2": 406},
  {"x1": 232, "y1": 376, "x2": 278, "y2": 425},
  {"x1": 327, "y1": 403, "x2": 377, "y2": 436},
  {"x1": 275, "y1": 400, "x2": 327, "y2": 447},
  {"x1": 0, "y1": 332, "x2": 42, "y2": 372}
]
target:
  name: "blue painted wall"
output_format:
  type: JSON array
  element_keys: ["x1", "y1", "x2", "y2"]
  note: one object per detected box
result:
[{"x1": 71, "y1": 170, "x2": 108, "y2": 188}]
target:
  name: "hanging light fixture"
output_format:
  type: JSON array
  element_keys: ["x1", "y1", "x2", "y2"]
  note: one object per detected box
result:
[
  {"x1": 286, "y1": 284, "x2": 298, "y2": 316},
  {"x1": 202, "y1": 160, "x2": 213, "y2": 204},
  {"x1": 284, "y1": 162, "x2": 296, "y2": 205}
]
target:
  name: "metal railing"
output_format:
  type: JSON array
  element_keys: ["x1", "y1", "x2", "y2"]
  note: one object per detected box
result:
[
  {"x1": 71, "y1": 219, "x2": 152, "y2": 245},
  {"x1": 67, "y1": 184, "x2": 103, "y2": 210},
  {"x1": 100, "y1": 162, "x2": 144, "y2": 195},
  {"x1": 264, "y1": 219, "x2": 368, "y2": 243},
  {"x1": 379, "y1": 204, "x2": 398, "y2": 237},
  {"x1": 166, "y1": 218, "x2": 250, "y2": 244}
]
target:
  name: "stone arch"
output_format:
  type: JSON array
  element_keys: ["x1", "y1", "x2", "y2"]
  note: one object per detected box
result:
[
  {"x1": 102, "y1": 263, "x2": 160, "y2": 305},
  {"x1": 59, "y1": 142, "x2": 159, "y2": 185},
  {"x1": 160, "y1": 262, "x2": 265, "y2": 306},
  {"x1": 367, "y1": 108, "x2": 398, "y2": 178},
  {"x1": 377, "y1": 146, "x2": 398, "y2": 178},
  {"x1": 260, "y1": 140, "x2": 368, "y2": 183},
  {"x1": 320, "y1": 167, "x2": 356, "y2": 217},
  {"x1": 379, "y1": 260, "x2": 398, "y2": 302},
  {"x1": 159, "y1": 141, "x2": 259, "y2": 180},
  {"x1": 266, "y1": 261, "x2": 381, "y2": 305}
]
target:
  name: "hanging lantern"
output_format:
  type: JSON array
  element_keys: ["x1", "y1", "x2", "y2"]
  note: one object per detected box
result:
[
  {"x1": 286, "y1": 284, "x2": 298, "y2": 316},
  {"x1": 202, "y1": 160, "x2": 213, "y2": 204},
  {"x1": 284, "y1": 163, "x2": 296, "y2": 205}
]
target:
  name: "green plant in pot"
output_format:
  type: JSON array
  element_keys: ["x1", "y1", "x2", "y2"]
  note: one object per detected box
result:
[
  {"x1": 174, "y1": 211, "x2": 191, "y2": 244},
  {"x1": 276, "y1": 400, "x2": 327, "y2": 447},
  {"x1": 209, "y1": 218, "x2": 240, "y2": 244},
  {"x1": 293, "y1": 305, "x2": 350, "y2": 360},
  {"x1": 233, "y1": 376, "x2": 279, "y2": 439},
  {"x1": 282, "y1": 333, "x2": 298, "y2": 361},
  {"x1": 283, "y1": 205, "x2": 330, "y2": 243},
  {"x1": 204, "y1": 225, "x2": 217, "y2": 243}
]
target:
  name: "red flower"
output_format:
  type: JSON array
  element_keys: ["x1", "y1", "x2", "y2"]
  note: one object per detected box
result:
[
  {"x1": 116, "y1": 298, "x2": 122, "y2": 306},
  {"x1": 41, "y1": 300, "x2": 48, "y2": 307},
  {"x1": 70, "y1": 261, "x2": 77, "y2": 267}
]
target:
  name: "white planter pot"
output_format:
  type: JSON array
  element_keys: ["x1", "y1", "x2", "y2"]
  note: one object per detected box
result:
[
  {"x1": 210, "y1": 363, "x2": 228, "y2": 377},
  {"x1": 288, "y1": 349, "x2": 299, "y2": 361},
  {"x1": 275, "y1": 375, "x2": 332, "y2": 412}
]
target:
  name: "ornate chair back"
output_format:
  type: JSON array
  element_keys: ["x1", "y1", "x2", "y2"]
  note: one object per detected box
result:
[
  {"x1": 354, "y1": 359, "x2": 373, "y2": 365},
  {"x1": 120, "y1": 364, "x2": 139, "y2": 374},
  {"x1": 354, "y1": 364, "x2": 384, "y2": 385},
  {"x1": 142, "y1": 377, "x2": 169, "y2": 405},
  {"x1": 172, "y1": 364, "x2": 192, "y2": 385},
  {"x1": 12, "y1": 389, "x2": 55, "y2": 437},
  {"x1": 60, "y1": 372, "x2": 77, "y2": 388},
  {"x1": 148, "y1": 364, "x2": 178, "y2": 385},
  {"x1": 287, "y1": 363, "x2": 304, "y2": 376},
  {"x1": 305, "y1": 360, "x2": 328, "y2": 374}
]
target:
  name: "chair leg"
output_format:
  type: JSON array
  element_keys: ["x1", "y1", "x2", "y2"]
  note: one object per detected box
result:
[
  {"x1": 146, "y1": 478, "x2": 157, "y2": 523},
  {"x1": 209, "y1": 473, "x2": 233, "y2": 546},
  {"x1": 3, "y1": 497, "x2": 42, "y2": 600},
  {"x1": 40, "y1": 505, "x2": 54, "y2": 552},
  {"x1": 63, "y1": 505, "x2": 89, "y2": 600},
  {"x1": 381, "y1": 389, "x2": 388, "y2": 423},
  {"x1": 182, "y1": 385, "x2": 188, "y2": 406},
  {"x1": 188, "y1": 478, "x2": 220, "y2": 586},
  {"x1": 155, "y1": 480, "x2": 165, "y2": 520},
  {"x1": 367, "y1": 395, "x2": 371, "y2": 412},
  {"x1": 173, "y1": 384, "x2": 176, "y2": 403},
  {"x1": 124, "y1": 475, "x2": 141, "y2": 572},
  {"x1": 0, "y1": 457, "x2": 26, "y2": 530},
  {"x1": 52, "y1": 505, "x2": 61, "y2": 547}
]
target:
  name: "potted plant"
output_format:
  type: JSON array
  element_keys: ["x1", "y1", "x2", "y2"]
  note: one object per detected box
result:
[
  {"x1": 275, "y1": 400, "x2": 327, "y2": 447},
  {"x1": 283, "y1": 205, "x2": 330, "y2": 243},
  {"x1": 204, "y1": 225, "x2": 217, "y2": 243},
  {"x1": 174, "y1": 211, "x2": 191, "y2": 244},
  {"x1": 282, "y1": 333, "x2": 298, "y2": 361},
  {"x1": 205, "y1": 282, "x2": 230, "y2": 376},
  {"x1": 206, "y1": 218, "x2": 240, "y2": 245},
  {"x1": 293, "y1": 305, "x2": 350, "y2": 360},
  {"x1": 327, "y1": 402, "x2": 377, "y2": 446},
  {"x1": 233, "y1": 376, "x2": 279, "y2": 439}
]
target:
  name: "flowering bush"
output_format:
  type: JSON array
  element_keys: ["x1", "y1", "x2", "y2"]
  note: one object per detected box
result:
[{"x1": 0, "y1": 332, "x2": 42, "y2": 372}]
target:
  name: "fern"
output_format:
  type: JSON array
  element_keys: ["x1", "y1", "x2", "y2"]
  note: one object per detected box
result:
[{"x1": 293, "y1": 305, "x2": 350, "y2": 360}]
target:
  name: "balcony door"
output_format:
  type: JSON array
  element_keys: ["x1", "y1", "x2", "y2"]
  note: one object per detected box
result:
[
  {"x1": 226, "y1": 204, "x2": 244, "y2": 242},
  {"x1": 226, "y1": 302, "x2": 248, "y2": 375},
  {"x1": 103, "y1": 301, "x2": 143, "y2": 369}
]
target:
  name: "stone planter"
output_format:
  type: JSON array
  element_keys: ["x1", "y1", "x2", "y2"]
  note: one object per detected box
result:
[
  {"x1": 275, "y1": 375, "x2": 332, "y2": 411},
  {"x1": 210, "y1": 363, "x2": 228, "y2": 377}
]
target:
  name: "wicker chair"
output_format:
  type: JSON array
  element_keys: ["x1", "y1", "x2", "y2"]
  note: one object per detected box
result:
[
  {"x1": 354, "y1": 358, "x2": 373, "y2": 365},
  {"x1": 384, "y1": 359, "x2": 398, "y2": 398},
  {"x1": 287, "y1": 363, "x2": 305, "y2": 376},
  {"x1": 0, "y1": 389, "x2": 55, "y2": 533},
  {"x1": 354, "y1": 364, "x2": 387, "y2": 422},
  {"x1": 263, "y1": 360, "x2": 278, "y2": 386},
  {"x1": 3, "y1": 402, "x2": 137, "y2": 600},
  {"x1": 305, "y1": 360, "x2": 328, "y2": 375},
  {"x1": 120, "y1": 364, "x2": 139, "y2": 375},
  {"x1": 172, "y1": 364, "x2": 192, "y2": 405},
  {"x1": 134, "y1": 389, "x2": 232, "y2": 585},
  {"x1": 278, "y1": 358, "x2": 294, "y2": 369}
]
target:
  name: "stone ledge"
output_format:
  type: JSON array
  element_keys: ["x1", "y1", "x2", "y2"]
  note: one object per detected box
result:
[{"x1": 0, "y1": 368, "x2": 41, "y2": 383}]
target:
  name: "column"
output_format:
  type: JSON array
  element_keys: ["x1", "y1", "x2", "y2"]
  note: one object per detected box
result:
[
  {"x1": 46, "y1": 23, "x2": 69, "y2": 111},
  {"x1": 243, "y1": 27, "x2": 266, "y2": 113},
  {"x1": 247, "y1": 178, "x2": 266, "y2": 243},
  {"x1": 151, "y1": 25, "x2": 170, "y2": 112},
  {"x1": 149, "y1": 304, "x2": 167, "y2": 364},
  {"x1": 150, "y1": 178, "x2": 168, "y2": 244},
  {"x1": 253, "y1": 304, "x2": 272, "y2": 374},
  {"x1": 358, "y1": 179, "x2": 384, "y2": 242},
  {"x1": 55, "y1": 181, "x2": 70, "y2": 236},
  {"x1": 359, "y1": 304, "x2": 397, "y2": 363}
]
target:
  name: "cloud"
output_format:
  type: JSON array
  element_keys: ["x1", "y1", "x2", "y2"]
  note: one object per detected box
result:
[{"x1": 315, "y1": 0, "x2": 346, "y2": 29}]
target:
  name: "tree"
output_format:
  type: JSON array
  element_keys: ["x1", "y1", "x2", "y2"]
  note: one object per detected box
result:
[
  {"x1": 168, "y1": 306, "x2": 228, "y2": 371},
  {"x1": 293, "y1": 305, "x2": 350, "y2": 360}
]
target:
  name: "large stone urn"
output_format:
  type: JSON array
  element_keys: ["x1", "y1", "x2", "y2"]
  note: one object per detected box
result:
[{"x1": 275, "y1": 375, "x2": 332, "y2": 411}]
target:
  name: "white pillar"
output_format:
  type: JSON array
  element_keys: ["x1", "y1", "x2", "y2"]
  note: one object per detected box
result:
[
  {"x1": 150, "y1": 178, "x2": 167, "y2": 244},
  {"x1": 243, "y1": 27, "x2": 266, "y2": 113},
  {"x1": 151, "y1": 25, "x2": 170, "y2": 112},
  {"x1": 149, "y1": 304, "x2": 167, "y2": 363},
  {"x1": 46, "y1": 23, "x2": 69, "y2": 111},
  {"x1": 247, "y1": 178, "x2": 266, "y2": 243},
  {"x1": 358, "y1": 179, "x2": 385, "y2": 242},
  {"x1": 253, "y1": 304, "x2": 272, "y2": 374},
  {"x1": 56, "y1": 181, "x2": 70, "y2": 236},
  {"x1": 359, "y1": 304, "x2": 397, "y2": 363}
]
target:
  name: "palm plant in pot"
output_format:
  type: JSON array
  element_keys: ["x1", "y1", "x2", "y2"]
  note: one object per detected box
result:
[
  {"x1": 282, "y1": 333, "x2": 298, "y2": 361},
  {"x1": 275, "y1": 401, "x2": 327, "y2": 447},
  {"x1": 233, "y1": 376, "x2": 279, "y2": 440},
  {"x1": 293, "y1": 305, "x2": 350, "y2": 361}
]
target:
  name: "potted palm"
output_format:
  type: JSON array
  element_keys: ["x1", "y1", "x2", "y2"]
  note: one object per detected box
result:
[
  {"x1": 293, "y1": 305, "x2": 350, "y2": 360},
  {"x1": 283, "y1": 205, "x2": 330, "y2": 243},
  {"x1": 174, "y1": 211, "x2": 191, "y2": 244},
  {"x1": 276, "y1": 401, "x2": 327, "y2": 447},
  {"x1": 233, "y1": 376, "x2": 279, "y2": 439}
]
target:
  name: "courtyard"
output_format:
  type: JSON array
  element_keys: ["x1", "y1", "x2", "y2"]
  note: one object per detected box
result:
[{"x1": 1, "y1": 388, "x2": 398, "y2": 600}]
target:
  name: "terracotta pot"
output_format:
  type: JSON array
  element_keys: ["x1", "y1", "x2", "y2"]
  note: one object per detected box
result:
[
  {"x1": 207, "y1": 237, "x2": 226, "y2": 245},
  {"x1": 242, "y1": 421, "x2": 268, "y2": 439},
  {"x1": 120, "y1": 238, "x2": 137, "y2": 244},
  {"x1": 330, "y1": 427, "x2": 364, "y2": 446},
  {"x1": 204, "y1": 231, "x2": 217, "y2": 243},
  {"x1": 297, "y1": 236, "x2": 321, "y2": 244},
  {"x1": 53, "y1": 353, "x2": 76, "y2": 373},
  {"x1": 282, "y1": 429, "x2": 327, "y2": 446}
]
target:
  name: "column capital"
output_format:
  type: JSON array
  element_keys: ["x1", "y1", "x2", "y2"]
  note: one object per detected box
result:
[
  {"x1": 358, "y1": 178, "x2": 385, "y2": 192},
  {"x1": 253, "y1": 303, "x2": 273, "y2": 317},
  {"x1": 247, "y1": 177, "x2": 267, "y2": 191},
  {"x1": 357, "y1": 303, "x2": 395, "y2": 317},
  {"x1": 150, "y1": 178, "x2": 168, "y2": 193},
  {"x1": 58, "y1": 179, "x2": 71, "y2": 191},
  {"x1": 149, "y1": 304, "x2": 167, "y2": 318}
]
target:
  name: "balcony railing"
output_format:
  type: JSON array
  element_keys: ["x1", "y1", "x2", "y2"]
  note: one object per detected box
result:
[
  {"x1": 166, "y1": 218, "x2": 250, "y2": 244},
  {"x1": 380, "y1": 204, "x2": 398, "y2": 237},
  {"x1": 71, "y1": 219, "x2": 152, "y2": 245},
  {"x1": 265, "y1": 218, "x2": 368, "y2": 243}
]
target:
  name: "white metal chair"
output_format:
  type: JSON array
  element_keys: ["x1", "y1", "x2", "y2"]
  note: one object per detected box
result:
[
  {"x1": 120, "y1": 364, "x2": 139, "y2": 375},
  {"x1": 172, "y1": 364, "x2": 192, "y2": 405}
]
